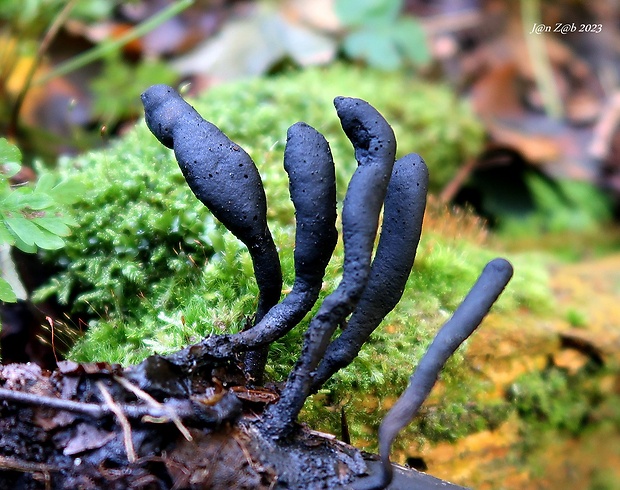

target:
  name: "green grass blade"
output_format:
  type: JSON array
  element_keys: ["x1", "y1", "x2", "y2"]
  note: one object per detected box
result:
[{"x1": 34, "y1": 0, "x2": 194, "y2": 85}]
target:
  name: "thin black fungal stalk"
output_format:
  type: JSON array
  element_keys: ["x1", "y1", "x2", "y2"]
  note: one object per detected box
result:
[
  {"x1": 242, "y1": 122, "x2": 338, "y2": 383},
  {"x1": 310, "y1": 153, "x2": 428, "y2": 394},
  {"x1": 262, "y1": 96, "x2": 397, "y2": 438},
  {"x1": 140, "y1": 85, "x2": 282, "y2": 330},
  {"x1": 352, "y1": 258, "x2": 514, "y2": 490}
]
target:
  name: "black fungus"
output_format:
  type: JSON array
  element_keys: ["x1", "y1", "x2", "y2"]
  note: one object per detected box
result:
[
  {"x1": 142, "y1": 89, "x2": 516, "y2": 488},
  {"x1": 141, "y1": 84, "x2": 282, "y2": 325},
  {"x1": 283, "y1": 122, "x2": 338, "y2": 290},
  {"x1": 311, "y1": 153, "x2": 428, "y2": 393},
  {"x1": 262, "y1": 97, "x2": 397, "y2": 438},
  {"x1": 241, "y1": 122, "x2": 338, "y2": 383},
  {"x1": 352, "y1": 258, "x2": 514, "y2": 490}
]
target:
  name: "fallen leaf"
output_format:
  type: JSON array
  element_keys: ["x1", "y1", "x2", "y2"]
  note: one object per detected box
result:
[
  {"x1": 172, "y1": 7, "x2": 335, "y2": 81},
  {"x1": 63, "y1": 422, "x2": 116, "y2": 455}
]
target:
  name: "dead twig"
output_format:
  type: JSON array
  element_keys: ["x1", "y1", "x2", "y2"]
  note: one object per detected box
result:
[
  {"x1": 589, "y1": 91, "x2": 620, "y2": 161},
  {"x1": 114, "y1": 375, "x2": 193, "y2": 442},
  {"x1": 0, "y1": 454, "x2": 59, "y2": 474},
  {"x1": 439, "y1": 156, "x2": 478, "y2": 203},
  {"x1": 231, "y1": 432, "x2": 263, "y2": 476},
  {"x1": 96, "y1": 381, "x2": 137, "y2": 463},
  {"x1": 0, "y1": 386, "x2": 194, "y2": 420},
  {"x1": 8, "y1": 0, "x2": 78, "y2": 138},
  {"x1": 0, "y1": 455, "x2": 56, "y2": 490}
]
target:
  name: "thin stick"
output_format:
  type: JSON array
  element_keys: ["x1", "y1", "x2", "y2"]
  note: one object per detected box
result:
[
  {"x1": 521, "y1": 0, "x2": 563, "y2": 118},
  {"x1": 9, "y1": 0, "x2": 77, "y2": 136},
  {"x1": 97, "y1": 381, "x2": 137, "y2": 463},
  {"x1": 34, "y1": 0, "x2": 194, "y2": 85},
  {"x1": 114, "y1": 376, "x2": 193, "y2": 442},
  {"x1": 0, "y1": 386, "x2": 193, "y2": 420},
  {"x1": 231, "y1": 432, "x2": 261, "y2": 474},
  {"x1": 439, "y1": 156, "x2": 477, "y2": 204},
  {"x1": 0, "y1": 454, "x2": 59, "y2": 473},
  {"x1": 0, "y1": 386, "x2": 105, "y2": 417},
  {"x1": 588, "y1": 91, "x2": 620, "y2": 161}
]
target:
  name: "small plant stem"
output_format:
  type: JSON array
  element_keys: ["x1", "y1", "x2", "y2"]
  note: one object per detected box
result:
[
  {"x1": 8, "y1": 0, "x2": 77, "y2": 138},
  {"x1": 0, "y1": 31, "x2": 19, "y2": 87},
  {"x1": 34, "y1": 0, "x2": 194, "y2": 86},
  {"x1": 97, "y1": 381, "x2": 137, "y2": 463},
  {"x1": 521, "y1": 0, "x2": 563, "y2": 118}
]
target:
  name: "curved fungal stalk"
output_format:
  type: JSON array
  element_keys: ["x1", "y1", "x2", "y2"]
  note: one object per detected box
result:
[
  {"x1": 141, "y1": 85, "x2": 282, "y2": 325},
  {"x1": 242, "y1": 122, "x2": 338, "y2": 383},
  {"x1": 352, "y1": 258, "x2": 514, "y2": 490},
  {"x1": 262, "y1": 97, "x2": 397, "y2": 438},
  {"x1": 310, "y1": 153, "x2": 428, "y2": 393},
  {"x1": 282, "y1": 123, "x2": 338, "y2": 298}
]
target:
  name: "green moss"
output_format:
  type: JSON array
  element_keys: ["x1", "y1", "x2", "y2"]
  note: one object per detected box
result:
[
  {"x1": 503, "y1": 363, "x2": 620, "y2": 488},
  {"x1": 36, "y1": 64, "x2": 553, "y2": 451},
  {"x1": 190, "y1": 63, "x2": 485, "y2": 198},
  {"x1": 590, "y1": 468, "x2": 620, "y2": 490},
  {"x1": 566, "y1": 308, "x2": 588, "y2": 328},
  {"x1": 498, "y1": 176, "x2": 614, "y2": 239},
  {"x1": 508, "y1": 365, "x2": 605, "y2": 436}
]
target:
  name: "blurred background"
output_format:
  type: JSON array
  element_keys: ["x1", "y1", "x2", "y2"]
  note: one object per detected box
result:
[{"x1": 1, "y1": 1, "x2": 620, "y2": 489}]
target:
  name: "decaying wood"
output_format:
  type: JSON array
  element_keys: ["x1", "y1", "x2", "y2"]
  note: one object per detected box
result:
[{"x1": 0, "y1": 361, "x2": 466, "y2": 489}]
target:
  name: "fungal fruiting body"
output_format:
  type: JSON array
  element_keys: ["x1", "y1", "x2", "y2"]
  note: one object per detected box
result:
[
  {"x1": 142, "y1": 87, "x2": 514, "y2": 490},
  {"x1": 352, "y1": 258, "x2": 514, "y2": 490},
  {"x1": 311, "y1": 153, "x2": 428, "y2": 393},
  {"x1": 141, "y1": 84, "x2": 282, "y2": 334},
  {"x1": 262, "y1": 97, "x2": 398, "y2": 437},
  {"x1": 242, "y1": 122, "x2": 338, "y2": 382}
]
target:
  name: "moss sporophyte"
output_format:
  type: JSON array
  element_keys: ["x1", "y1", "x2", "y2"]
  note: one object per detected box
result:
[{"x1": 141, "y1": 85, "x2": 513, "y2": 490}]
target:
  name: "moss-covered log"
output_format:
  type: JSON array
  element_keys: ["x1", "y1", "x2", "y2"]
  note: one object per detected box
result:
[{"x1": 31, "y1": 64, "x2": 550, "y2": 466}]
